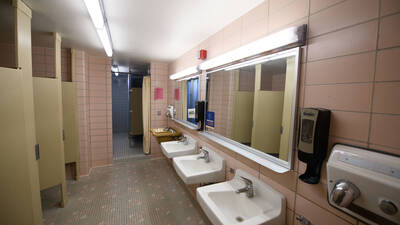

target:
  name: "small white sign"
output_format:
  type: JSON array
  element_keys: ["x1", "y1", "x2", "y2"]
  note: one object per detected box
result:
[{"x1": 188, "y1": 108, "x2": 196, "y2": 119}]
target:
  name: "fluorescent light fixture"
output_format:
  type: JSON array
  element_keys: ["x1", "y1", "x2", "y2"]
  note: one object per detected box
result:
[
  {"x1": 83, "y1": 0, "x2": 104, "y2": 29},
  {"x1": 169, "y1": 66, "x2": 200, "y2": 80},
  {"x1": 96, "y1": 27, "x2": 113, "y2": 57},
  {"x1": 224, "y1": 48, "x2": 297, "y2": 71},
  {"x1": 199, "y1": 25, "x2": 306, "y2": 71},
  {"x1": 84, "y1": 0, "x2": 113, "y2": 57},
  {"x1": 177, "y1": 74, "x2": 200, "y2": 82}
]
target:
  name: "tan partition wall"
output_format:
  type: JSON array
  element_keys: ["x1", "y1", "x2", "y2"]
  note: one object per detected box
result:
[
  {"x1": 130, "y1": 88, "x2": 143, "y2": 135},
  {"x1": 33, "y1": 78, "x2": 67, "y2": 190},
  {"x1": 251, "y1": 64, "x2": 284, "y2": 155},
  {"x1": 62, "y1": 81, "x2": 80, "y2": 179},
  {"x1": 0, "y1": 68, "x2": 43, "y2": 225},
  {"x1": 0, "y1": 1, "x2": 43, "y2": 224},
  {"x1": 33, "y1": 33, "x2": 67, "y2": 207},
  {"x1": 142, "y1": 76, "x2": 151, "y2": 154}
]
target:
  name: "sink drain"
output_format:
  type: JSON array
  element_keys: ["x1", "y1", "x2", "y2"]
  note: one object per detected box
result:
[{"x1": 236, "y1": 216, "x2": 244, "y2": 222}]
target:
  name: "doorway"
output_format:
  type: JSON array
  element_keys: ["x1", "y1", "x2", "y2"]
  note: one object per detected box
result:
[{"x1": 112, "y1": 72, "x2": 145, "y2": 160}]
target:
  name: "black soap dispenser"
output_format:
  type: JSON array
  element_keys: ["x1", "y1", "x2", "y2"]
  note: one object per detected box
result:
[
  {"x1": 195, "y1": 101, "x2": 206, "y2": 131},
  {"x1": 298, "y1": 108, "x2": 331, "y2": 184}
]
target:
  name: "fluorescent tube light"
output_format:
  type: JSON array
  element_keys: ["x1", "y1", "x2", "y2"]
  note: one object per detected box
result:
[
  {"x1": 83, "y1": 0, "x2": 104, "y2": 29},
  {"x1": 97, "y1": 27, "x2": 113, "y2": 57},
  {"x1": 169, "y1": 66, "x2": 200, "y2": 80},
  {"x1": 224, "y1": 48, "x2": 297, "y2": 71},
  {"x1": 84, "y1": 0, "x2": 113, "y2": 57},
  {"x1": 199, "y1": 25, "x2": 305, "y2": 71},
  {"x1": 177, "y1": 74, "x2": 200, "y2": 82}
]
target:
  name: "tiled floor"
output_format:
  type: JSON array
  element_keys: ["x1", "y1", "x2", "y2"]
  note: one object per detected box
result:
[
  {"x1": 113, "y1": 132, "x2": 145, "y2": 160},
  {"x1": 41, "y1": 158, "x2": 210, "y2": 225}
]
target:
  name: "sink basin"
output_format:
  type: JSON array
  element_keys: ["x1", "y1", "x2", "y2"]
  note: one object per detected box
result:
[
  {"x1": 197, "y1": 169, "x2": 286, "y2": 225},
  {"x1": 173, "y1": 148, "x2": 225, "y2": 184},
  {"x1": 160, "y1": 135, "x2": 197, "y2": 158}
]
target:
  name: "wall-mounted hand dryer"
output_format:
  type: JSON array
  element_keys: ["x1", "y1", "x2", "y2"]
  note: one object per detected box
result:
[{"x1": 327, "y1": 144, "x2": 400, "y2": 225}]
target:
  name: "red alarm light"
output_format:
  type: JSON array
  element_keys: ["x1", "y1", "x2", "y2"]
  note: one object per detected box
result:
[{"x1": 198, "y1": 49, "x2": 207, "y2": 60}]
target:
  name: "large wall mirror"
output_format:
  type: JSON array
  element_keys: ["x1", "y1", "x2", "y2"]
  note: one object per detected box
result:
[
  {"x1": 205, "y1": 48, "x2": 300, "y2": 168},
  {"x1": 172, "y1": 75, "x2": 200, "y2": 125}
]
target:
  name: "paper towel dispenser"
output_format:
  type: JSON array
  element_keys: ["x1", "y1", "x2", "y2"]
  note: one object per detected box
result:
[{"x1": 327, "y1": 144, "x2": 400, "y2": 225}]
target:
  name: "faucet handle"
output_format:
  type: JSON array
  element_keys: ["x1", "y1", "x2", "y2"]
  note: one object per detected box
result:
[
  {"x1": 240, "y1": 176, "x2": 253, "y2": 186},
  {"x1": 200, "y1": 147, "x2": 209, "y2": 154}
]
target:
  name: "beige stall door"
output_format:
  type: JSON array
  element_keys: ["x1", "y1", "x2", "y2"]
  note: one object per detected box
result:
[
  {"x1": 0, "y1": 68, "x2": 43, "y2": 225},
  {"x1": 251, "y1": 65, "x2": 284, "y2": 155},
  {"x1": 279, "y1": 57, "x2": 296, "y2": 161},
  {"x1": 33, "y1": 77, "x2": 67, "y2": 206},
  {"x1": 130, "y1": 88, "x2": 143, "y2": 135},
  {"x1": 142, "y1": 77, "x2": 151, "y2": 154},
  {"x1": 62, "y1": 82, "x2": 80, "y2": 179}
]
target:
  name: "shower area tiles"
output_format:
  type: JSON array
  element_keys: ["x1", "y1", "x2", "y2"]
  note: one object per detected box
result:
[
  {"x1": 113, "y1": 133, "x2": 144, "y2": 160},
  {"x1": 112, "y1": 73, "x2": 144, "y2": 160}
]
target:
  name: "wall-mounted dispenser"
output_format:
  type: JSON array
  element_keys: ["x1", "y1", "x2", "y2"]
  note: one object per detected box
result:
[
  {"x1": 195, "y1": 101, "x2": 205, "y2": 131},
  {"x1": 327, "y1": 144, "x2": 400, "y2": 225},
  {"x1": 298, "y1": 108, "x2": 331, "y2": 184},
  {"x1": 166, "y1": 105, "x2": 176, "y2": 119}
]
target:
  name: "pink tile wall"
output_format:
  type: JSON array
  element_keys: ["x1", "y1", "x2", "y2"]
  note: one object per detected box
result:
[
  {"x1": 32, "y1": 46, "x2": 71, "y2": 79},
  {"x1": 150, "y1": 62, "x2": 169, "y2": 158},
  {"x1": 74, "y1": 50, "x2": 92, "y2": 175},
  {"x1": 88, "y1": 55, "x2": 113, "y2": 167},
  {"x1": 73, "y1": 51, "x2": 112, "y2": 175},
  {"x1": 207, "y1": 70, "x2": 235, "y2": 138},
  {"x1": 168, "y1": 1, "x2": 400, "y2": 224}
]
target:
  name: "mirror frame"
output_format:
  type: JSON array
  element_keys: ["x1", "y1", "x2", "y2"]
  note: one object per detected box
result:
[{"x1": 203, "y1": 47, "x2": 301, "y2": 171}]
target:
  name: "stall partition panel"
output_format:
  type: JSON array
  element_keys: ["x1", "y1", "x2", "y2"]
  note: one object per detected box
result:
[
  {"x1": 33, "y1": 77, "x2": 67, "y2": 205},
  {"x1": 62, "y1": 81, "x2": 80, "y2": 179}
]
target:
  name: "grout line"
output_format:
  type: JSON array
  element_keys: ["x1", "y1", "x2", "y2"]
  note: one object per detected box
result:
[
  {"x1": 307, "y1": 49, "x2": 376, "y2": 63},
  {"x1": 308, "y1": 17, "x2": 379, "y2": 40},
  {"x1": 305, "y1": 81, "x2": 373, "y2": 86},
  {"x1": 380, "y1": 10, "x2": 400, "y2": 19},
  {"x1": 293, "y1": 1, "x2": 311, "y2": 223},
  {"x1": 369, "y1": 142, "x2": 400, "y2": 151},
  {"x1": 306, "y1": 45, "x2": 400, "y2": 64},
  {"x1": 367, "y1": 0, "x2": 382, "y2": 149},
  {"x1": 308, "y1": 0, "x2": 348, "y2": 16}
]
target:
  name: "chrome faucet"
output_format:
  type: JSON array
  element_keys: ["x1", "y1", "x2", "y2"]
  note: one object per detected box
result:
[
  {"x1": 236, "y1": 176, "x2": 254, "y2": 198},
  {"x1": 197, "y1": 147, "x2": 210, "y2": 163},
  {"x1": 178, "y1": 136, "x2": 188, "y2": 145}
]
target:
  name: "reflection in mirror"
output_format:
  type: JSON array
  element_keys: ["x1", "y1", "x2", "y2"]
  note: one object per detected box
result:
[
  {"x1": 172, "y1": 76, "x2": 200, "y2": 125},
  {"x1": 0, "y1": 0, "x2": 16, "y2": 68},
  {"x1": 205, "y1": 49, "x2": 299, "y2": 163}
]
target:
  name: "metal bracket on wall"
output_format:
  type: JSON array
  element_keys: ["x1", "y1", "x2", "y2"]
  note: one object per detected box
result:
[{"x1": 296, "y1": 215, "x2": 310, "y2": 225}]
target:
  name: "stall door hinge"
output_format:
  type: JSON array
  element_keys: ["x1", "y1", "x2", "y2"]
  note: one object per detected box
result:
[{"x1": 35, "y1": 144, "x2": 40, "y2": 160}]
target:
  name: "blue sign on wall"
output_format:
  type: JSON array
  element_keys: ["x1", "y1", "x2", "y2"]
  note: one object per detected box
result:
[{"x1": 206, "y1": 111, "x2": 215, "y2": 128}]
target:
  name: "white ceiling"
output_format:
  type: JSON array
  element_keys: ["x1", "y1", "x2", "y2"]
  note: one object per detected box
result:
[{"x1": 23, "y1": 0, "x2": 264, "y2": 63}]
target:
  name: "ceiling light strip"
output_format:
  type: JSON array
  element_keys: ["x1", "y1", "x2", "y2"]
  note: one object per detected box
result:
[
  {"x1": 84, "y1": 0, "x2": 113, "y2": 57},
  {"x1": 223, "y1": 48, "x2": 298, "y2": 71},
  {"x1": 199, "y1": 25, "x2": 307, "y2": 71},
  {"x1": 169, "y1": 66, "x2": 200, "y2": 80}
]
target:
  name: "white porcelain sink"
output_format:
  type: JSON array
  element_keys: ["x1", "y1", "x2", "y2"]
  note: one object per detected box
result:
[
  {"x1": 160, "y1": 135, "x2": 197, "y2": 158},
  {"x1": 173, "y1": 148, "x2": 225, "y2": 184},
  {"x1": 197, "y1": 169, "x2": 286, "y2": 225}
]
